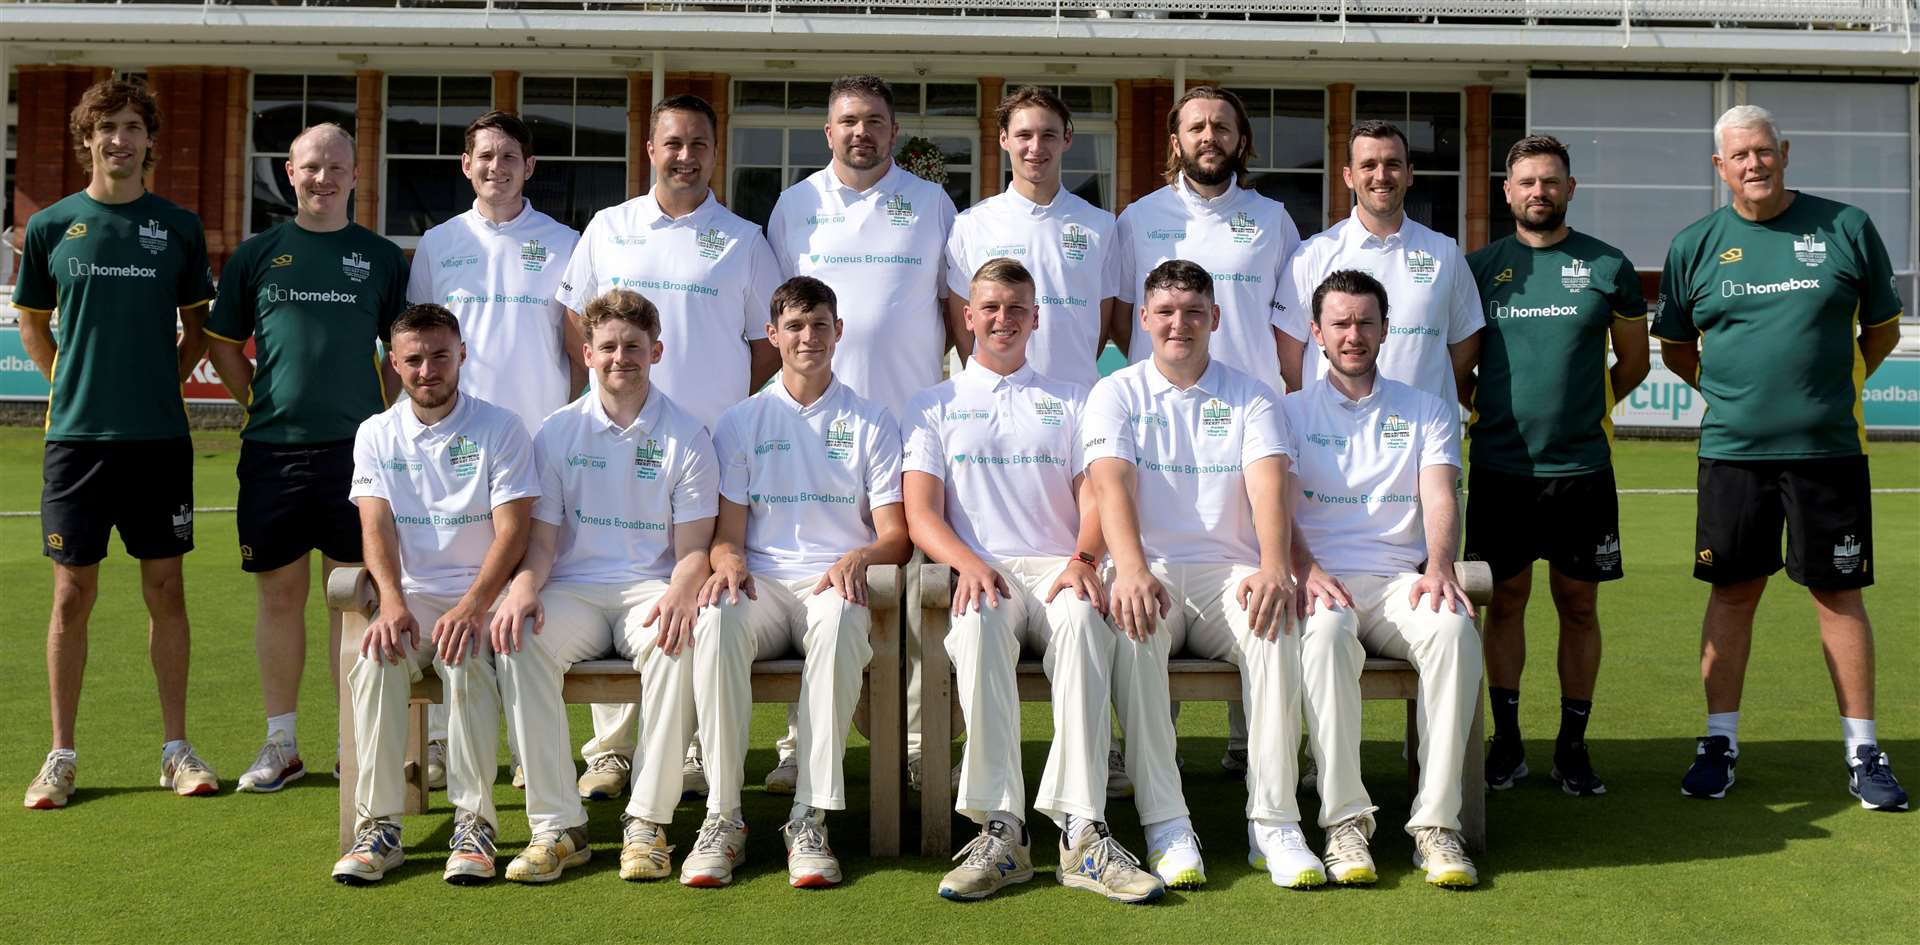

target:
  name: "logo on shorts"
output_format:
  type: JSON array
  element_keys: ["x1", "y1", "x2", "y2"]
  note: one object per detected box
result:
[
  {"x1": 447, "y1": 434, "x2": 480, "y2": 479},
  {"x1": 1228, "y1": 211, "x2": 1259, "y2": 245},
  {"x1": 883, "y1": 194, "x2": 915, "y2": 228},
  {"x1": 63, "y1": 223, "x2": 87, "y2": 241},
  {"x1": 341, "y1": 252, "x2": 372, "y2": 283},
  {"x1": 1833, "y1": 535, "x2": 1862, "y2": 574},
  {"x1": 271, "y1": 254, "x2": 295, "y2": 269},
  {"x1": 1033, "y1": 397, "x2": 1065, "y2": 427},
  {"x1": 171, "y1": 504, "x2": 193, "y2": 542},
  {"x1": 240, "y1": 544, "x2": 254, "y2": 561},
  {"x1": 1492, "y1": 268, "x2": 1513, "y2": 285},
  {"x1": 1718, "y1": 247, "x2": 1743, "y2": 265},
  {"x1": 520, "y1": 239, "x2": 549, "y2": 273},
  {"x1": 1696, "y1": 548, "x2": 1714, "y2": 566},
  {"x1": 45, "y1": 533, "x2": 64, "y2": 551},
  {"x1": 1380, "y1": 413, "x2": 1411, "y2": 450},
  {"x1": 1793, "y1": 234, "x2": 1827, "y2": 268},
  {"x1": 824, "y1": 419, "x2": 855, "y2": 462},
  {"x1": 1060, "y1": 225, "x2": 1090, "y2": 262},
  {"x1": 1200, "y1": 398, "x2": 1233, "y2": 438},
  {"x1": 137, "y1": 220, "x2": 170, "y2": 254},
  {"x1": 635, "y1": 439, "x2": 665, "y2": 481},
  {"x1": 1406, "y1": 250, "x2": 1438, "y2": 285},
  {"x1": 695, "y1": 228, "x2": 729, "y2": 261},
  {"x1": 1560, "y1": 260, "x2": 1591, "y2": 292},
  {"x1": 1594, "y1": 533, "x2": 1621, "y2": 571}
]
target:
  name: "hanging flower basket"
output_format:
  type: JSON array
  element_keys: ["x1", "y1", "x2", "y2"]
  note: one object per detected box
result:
[{"x1": 895, "y1": 137, "x2": 949, "y2": 186}]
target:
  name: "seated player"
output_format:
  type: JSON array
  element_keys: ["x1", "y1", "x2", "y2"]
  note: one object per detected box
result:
[{"x1": 331, "y1": 303, "x2": 538, "y2": 886}]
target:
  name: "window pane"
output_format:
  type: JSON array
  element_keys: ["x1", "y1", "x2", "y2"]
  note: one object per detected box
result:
[
  {"x1": 1227, "y1": 88, "x2": 1273, "y2": 164},
  {"x1": 930, "y1": 135, "x2": 972, "y2": 165},
  {"x1": 1247, "y1": 171, "x2": 1323, "y2": 237},
  {"x1": 1405, "y1": 175, "x2": 1460, "y2": 239},
  {"x1": 943, "y1": 171, "x2": 972, "y2": 210},
  {"x1": 1064, "y1": 171, "x2": 1110, "y2": 211},
  {"x1": 439, "y1": 77, "x2": 492, "y2": 155},
  {"x1": 575, "y1": 78, "x2": 627, "y2": 158},
  {"x1": 1781, "y1": 135, "x2": 1911, "y2": 192},
  {"x1": 249, "y1": 155, "x2": 297, "y2": 234},
  {"x1": 789, "y1": 129, "x2": 831, "y2": 167},
  {"x1": 730, "y1": 167, "x2": 785, "y2": 228},
  {"x1": 386, "y1": 76, "x2": 440, "y2": 156},
  {"x1": 1354, "y1": 90, "x2": 1404, "y2": 125},
  {"x1": 384, "y1": 158, "x2": 463, "y2": 237},
  {"x1": 1751, "y1": 81, "x2": 1910, "y2": 135},
  {"x1": 526, "y1": 161, "x2": 626, "y2": 233},
  {"x1": 1062, "y1": 131, "x2": 1111, "y2": 172},
  {"x1": 789, "y1": 82, "x2": 832, "y2": 113},
  {"x1": 1491, "y1": 92, "x2": 1526, "y2": 172},
  {"x1": 926, "y1": 83, "x2": 977, "y2": 117},
  {"x1": 1488, "y1": 175, "x2": 1515, "y2": 239},
  {"x1": 1566, "y1": 186, "x2": 1716, "y2": 269},
  {"x1": 252, "y1": 74, "x2": 307, "y2": 154},
  {"x1": 735, "y1": 81, "x2": 785, "y2": 114},
  {"x1": 1407, "y1": 92, "x2": 1462, "y2": 172},
  {"x1": 306, "y1": 75, "x2": 357, "y2": 130},
  {"x1": 522, "y1": 77, "x2": 576, "y2": 158},
  {"x1": 1531, "y1": 77, "x2": 1712, "y2": 130},
  {"x1": 1268, "y1": 89, "x2": 1324, "y2": 171},
  {"x1": 1822, "y1": 190, "x2": 1912, "y2": 275},
  {"x1": 733, "y1": 128, "x2": 784, "y2": 166}
]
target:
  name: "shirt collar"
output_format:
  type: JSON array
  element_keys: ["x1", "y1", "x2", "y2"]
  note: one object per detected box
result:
[
  {"x1": 771, "y1": 375, "x2": 842, "y2": 417},
  {"x1": 1342, "y1": 213, "x2": 1413, "y2": 250},
  {"x1": 586, "y1": 387, "x2": 663, "y2": 437},
  {"x1": 1145, "y1": 357, "x2": 1224, "y2": 396},
  {"x1": 823, "y1": 163, "x2": 904, "y2": 202},
  {"x1": 958, "y1": 357, "x2": 1035, "y2": 392},
  {"x1": 1173, "y1": 173, "x2": 1244, "y2": 214},
  {"x1": 1315, "y1": 374, "x2": 1384, "y2": 410},
  {"x1": 998, "y1": 185, "x2": 1059, "y2": 219},
  {"x1": 398, "y1": 391, "x2": 468, "y2": 441},
  {"x1": 638, "y1": 190, "x2": 720, "y2": 229},
  {"x1": 470, "y1": 198, "x2": 533, "y2": 234}
]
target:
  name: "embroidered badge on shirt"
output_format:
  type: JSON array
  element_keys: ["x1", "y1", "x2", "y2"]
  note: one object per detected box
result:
[
  {"x1": 1406, "y1": 250, "x2": 1438, "y2": 286},
  {"x1": 521, "y1": 239, "x2": 549, "y2": 272},
  {"x1": 824, "y1": 419, "x2": 856, "y2": 462},
  {"x1": 1793, "y1": 234, "x2": 1827, "y2": 268},
  {"x1": 1228, "y1": 211, "x2": 1259, "y2": 246},
  {"x1": 1560, "y1": 259, "x2": 1591, "y2": 292},
  {"x1": 1201, "y1": 398, "x2": 1233, "y2": 438},
  {"x1": 1380, "y1": 413, "x2": 1411, "y2": 450},
  {"x1": 635, "y1": 439, "x2": 665, "y2": 481},
  {"x1": 341, "y1": 252, "x2": 372, "y2": 283},
  {"x1": 1060, "y1": 225, "x2": 1090, "y2": 262},
  {"x1": 137, "y1": 219, "x2": 170, "y2": 255}
]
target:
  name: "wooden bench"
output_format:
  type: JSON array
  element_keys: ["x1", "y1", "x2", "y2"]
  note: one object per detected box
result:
[
  {"x1": 917, "y1": 561, "x2": 1492, "y2": 855},
  {"x1": 329, "y1": 564, "x2": 908, "y2": 856}
]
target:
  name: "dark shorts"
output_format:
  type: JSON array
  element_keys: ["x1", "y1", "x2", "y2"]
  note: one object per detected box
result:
[
  {"x1": 42, "y1": 437, "x2": 195, "y2": 566},
  {"x1": 1694, "y1": 456, "x2": 1873, "y2": 590},
  {"x1": 236, "y1": 439, "x2": 362, "y2": 572},
  {"x1": 1465, "y1": 465, "x2": 1624, "y2": 584}
]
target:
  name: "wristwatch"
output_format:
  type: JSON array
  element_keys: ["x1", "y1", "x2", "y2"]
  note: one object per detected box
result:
[{"x1": 1072, "y1": 551, "x2": 1099, "y2": 570}]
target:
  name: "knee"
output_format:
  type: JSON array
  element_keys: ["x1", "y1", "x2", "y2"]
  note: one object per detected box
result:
[
  {"x1": 1050, "y1": 601, "x2": 1115, "y2": 658},
  {"x1": 51, "y1": 580, "x2": 97, "y2": 624},
  {"x1": 1426, "y1": 612, "x2": 1482, "y2": 663},
  {"x1": 141, "y1": 569, "x2": 186, "y2": 610},
  {"x1": 1708, "y1": 578, "x2": 1766, "y2": 611}
]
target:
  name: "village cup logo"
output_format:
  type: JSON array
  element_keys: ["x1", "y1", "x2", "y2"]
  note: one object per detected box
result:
[
  {"x1": 824, "y1": 419, "x2": 856, "y2": 462},
  {"x1": 1200, "y1": 398, "x2": 1233, "y2": 438},
  {"x1": 520, "y1": 239, "x2": 549, "y2": 272},
  {"x1": 137, "y1": 219, "x2": 170, "y2": 254},
  {"x1": 1793, "y1": 233, "x2": 1828, "y2": 267},
  {"x1": 884, "y1": 194, "x2": 915, "y2": 228},
  {"x1": 1060, "y1": 225, "x2": 1090, "y2": 262},
  {"x1": 341, "y1": 251, "x2": 372, "y2": 283},
  {"x1": 1560, "y1": 259, "x2": 1592, "y2": 291},
  {"x1": 635, "y1": 438, "x2": 665, "y2": 481},
  {"x1": 447, "y1": 434, "x2": 480, "y2": 479},
  {"x1": 1406, "y1": 250, "x2": 1438, "y2": 285},
  {"x1": 1228, "y1": 211, "x2": 1259, "y2": 246}
]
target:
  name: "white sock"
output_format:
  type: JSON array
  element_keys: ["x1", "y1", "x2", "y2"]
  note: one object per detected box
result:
[
  {"x1": 1058, "y1": 813, "x2": 1098, "y2": 847},
  {"x1": 724, "y1": 807, "x2": 745, "y2": 825},
  {"x1": 789, "y1": 803, "x2": 825, "y2": 824},
  {"x1": 1841, "y1": 717, "x2": 1877, "y2": 757},
  {"x1": 986, "y1": 811, "x2": 1022, "y2": 838},
  {"x1": 267, "y1": 712, "x2": 297, "y2": 744},
  {"x1": 161, "y1": 739, "x2": 189, "y2": 761},
  {"x1": 1143, "y1": 815, "x2": 1195, "y2": 849},
  {"x1": 1706, "y1": 712, "x2": 1740, "y2": 752}
]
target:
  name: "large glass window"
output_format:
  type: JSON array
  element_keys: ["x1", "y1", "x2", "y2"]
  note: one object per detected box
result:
[
  {"x1": 1354, "y1": 90, "x2": 1463, "y2": 239},
  {"x1": 999, "y1": 83, "x2": 1117, "y2": 211},
  {"x1": 520, "y1": 76, "x2": 628, "y2": 233},
  {"x1": 1230, "y1": 87, "x2": 1326, "y2": 236},
  {"x1": 249, "y1": 74, "x2": 358, "y2": 235},
  {"x1": 383, "y1": 75, "x2": 492, "y2": 239},
  {"x1": 1488, "y1": 91, "x2": 1527, "y2": 241}
]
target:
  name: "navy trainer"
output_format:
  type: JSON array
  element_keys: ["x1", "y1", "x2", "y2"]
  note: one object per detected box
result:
[
  {"x1": 1848, "y1": 745, "x2": 1910, "y2": 812},
  {"x1": 1550, "y1": 740, "x2": 1607, "y2": 797},
  {"x1": 1681, "y1": 735, "x2": 1737, "y2": 799}
]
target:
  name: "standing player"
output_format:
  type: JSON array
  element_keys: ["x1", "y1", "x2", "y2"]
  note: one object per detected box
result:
[
  {"x1": 701, "y1": 276, "x2": 912, "y2": 888},
  {"x1": 944, "y1": 86, "x2": 1121, "y2": 389},
  {"x1": 331, "y1": 304, "x2": 538, "y2": 886},
  {"x1": 1654, "y1": 105, "x2": 1907, "y2": 810},
  {"x1": 1463, "y1": 134, "x2": 1650, "y2": 796},
  {"x1": 409, "y1": 110, "x2": 581, "y2": 792},
  {"x1": 16, "y1": 79, "x2": 219, "y2": 809},
  {"x1": 1087, "y1": 259, "x2": 1314, "y2": 891},
  {"x1": 207, "y1": 123, "x2": 408, "y2": 793},
  {"x1": 906, "y1": 259, "x2": 1163, "y2": 904}
]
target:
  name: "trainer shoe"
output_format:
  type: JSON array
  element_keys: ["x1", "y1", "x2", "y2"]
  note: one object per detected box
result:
[
  {"x1": 1145, "y1": 822, "x2": 1206, "y2": 889},
  {"x1": 1681, "y1": 735, "x2": 1738, "y2": 799},
  {"x1": 425, "y1": 739, "x2": 448, "y2": 790},
  {"x1": 783, "y1": 812, "x2": 843, "y2": 888},
  {"x1": 237, "y1": 736, "x2": 306, "y2": 794},
  {"x1": 24, "y1": 751, "x2": 76, "y2": 810},
  {"x1": 443, "y1": 811, "x2": 497, "y2": 886},
  {"x1": 1486, "y1": 736, "x2": 1528, "y2": 790},
  {"x1": 1248, "y1": 820, "x2": 1327, "y2": 889},
  {"x1": 1221, "y1": 747, "x2": 1248, "y2": 779},
  {"x1": 1551, "y1": 740, "x2": 1607, "y2": 797},
  {"x1": 939, "y1": 819, "x2": 1034, "y2": 901},
  {"x1": 1848, "y1": 744, "x2": 1910, "y2": 812},
  {"x1": 680, "y1": 814, "x2": 749, "y2": 887},
  {"x1": 682, "y1": 754, "x2": 710, "y2": 800},
  {"x1": 765, "y1": 753, "x2": 799, "y2": 795},
  {"x1": 578, "y1": 753, "x2": 631, "y2": 800},
  {"x1": 1322, "y1": 815, "x2": 1377, "y2": 884},
  {"x1": 1106, "y1": 747, "x2": 1133, "y2": 799},
  {"x1": 332, "y1": 817, "x2": 403, "y2": 885},
  {"x1": 505, "y1": 825, "x2": 590, "y2": 883},
  {"x1": 619, "y1": 816, "x2": 674, "y2": 881},
  {"x1": 1058, "y1": 821, "x2": 1164, "y2": 904},
  {"x1": 511, "y1": 760, "x2": 526, "y2": 790},
  {"x1": 160, "y1": 743, "x2": 220, "y2": 797},
  {"x1": 1411, "y1": 826, "x2": 1478, "y2": 888}
]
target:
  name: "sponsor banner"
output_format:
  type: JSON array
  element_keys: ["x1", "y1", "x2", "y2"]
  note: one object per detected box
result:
[
  {"x1": 1610, "y1": 347, "x2": 1920, "y2": 432},
  {"x1": 0, "y1": 324, "x2": 252, "y2": 404}
]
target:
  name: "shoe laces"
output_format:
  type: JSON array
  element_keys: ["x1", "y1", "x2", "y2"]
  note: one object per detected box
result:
[
  {"x1": 1325, "y1": 819, "x2": 1370, "y2": 864},
  {"x1": 450, "y1": 814, "x2": 495, "y2": 859},
  {"x1": 167, "y1": 747, "x2": 211, "y2": 777},
  {"x1": 952, "y1": 826, "x2": 1015, "y2": 871},
  {"x1": 527, "y1": 829, "x2": 570, "y2": 856},
  {"x1": 250, "y1": 739, "x2": 294, "y2": 775},
  {"x1": 1855, "y1": 748, "x2": 1899, "y2": 787},
  {"x1": 683, "y1": 755, "x2": 705, "y2": 774},
  {"x1": 786, "y1": 818, "x2": 831, "y2": 858},
  {"x1": 1083, "y1": 834, "x2": 1146, "y2": 880},
  {"x1": 34, "y1": 752, "x2": 74, "y2": 787},
  {"x1": 1107, "y1": 748, "x2": 1126, "y2": 776},
  {"x1": 1155, "y1": 826, "x2": 1201, "y2": 856},
  {"x1": 691, "y1": 815, "x2": 738, "y2": 857},
  {"x1": 350, "y1": 818, "x2": 400, "y2": 856},
  {"x1": 1418, "y1": 827, "x2": 1469, "y2": 862},
  {"x1": 588, "y1": 753, "x2": 631, "y2": 775}
]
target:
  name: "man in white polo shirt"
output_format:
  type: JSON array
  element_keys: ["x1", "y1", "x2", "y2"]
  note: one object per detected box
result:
[
  {"x1": 332, "y1": 303, "x2": 538, "y2": 887},
  {"x1": 1287, "y1": 269, "x2": 1482, "y2": 889},
  {"x1": 1274, "y1": 120, "x2": 1482, "y2": 402},
  {"x1": 1086, "y1": 259, "x2": 1319, "y2": 892},
  {"x1": 490, "y1": 288, "x2": 746, "y2": 887},
  {"x1": 944, "y1": 86, "x2": 1121, "y2": 389},
  {"x1": 906, "y1": 258, "x2": 1164, "y2": 905},
  {"x1": 701, "y1": 275, "x2": 912, "y2": 889},
  {"x1": 407, "y1": 110, "x2": 581, "y2": 791},
  {"x1": 554, "y1": 94, "x2": 782, "y2": 800}
]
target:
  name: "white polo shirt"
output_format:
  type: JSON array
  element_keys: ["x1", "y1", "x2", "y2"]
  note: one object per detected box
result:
[
  {"x1": 1113, "y1": 175, "x2": 1300, "y2": 395},
  {"x1": 903, "y1": 360, "x2": 1087, "y2": 561},
  {"x1": 712, "y1": 377, "x2": 904, "y2": 581},
  {"x1": 407, "y1": 199, "x2": 580, "y2": 437},
  {"x1": 555, "y1": 191, "x2": 781, "y2": 432},
  {"x1": 350, "y1": 392, "x2": 541, "y2": 598},
  {"x1": 1283, "y1": 375, "x2": 1460, "y2": 577},
  {"x1": 944, "y1": 187, "x2": 1119, "y2": 388},
  {"x1": 1082, "y1": 357, "x2": 1290, "y2": 566},
  {"x1": 1272, "y1": 215, "x2": 1483, "y2": 402},
  {"x1": 766, "y1": 164, "x2": 957, "y2": 419},
  {"x1": 532, "y1": 388, "x2": 719, "y2": 586}
]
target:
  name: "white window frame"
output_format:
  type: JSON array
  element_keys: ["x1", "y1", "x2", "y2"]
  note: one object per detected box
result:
[
  {"x1": 516, "y1": 74, "x2": 631, "y2": 234},
  {"x1": 998, "y1": 81, "x2": 1119, "y2": 212},
  {"x1": 244, "y1": 72, "x2": 359, "y2": 238},
  {"x1": 378, "y1": 73, "x2": 493, "y2": 247},
  {"x1": 1352, "y1": 87, "x2": 1466, "y2": 239},
  {"x1": 1229, "y1": 85, "x2": 1330, "y2": 234}
]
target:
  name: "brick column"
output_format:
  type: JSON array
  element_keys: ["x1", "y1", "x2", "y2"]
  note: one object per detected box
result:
[
  {"x1": 1464, "y1": 84, "x2": 1492, "y2": 252},
  {"x1": 493, "y1": 71, "x2": 519, "y2": 115},
  {"x1": 977, "y1": 76, "x2": 1005, "y2": 200},
  {"x1": 1326, "y1": 82, "x2": 1354, "y2": 226},
  {"x1": 223, "y1": 68, "x2": 247, "y2": 256},
  {"x1": 663, "y1": 72, "x2": 731, "y2": 201},
  {"x1": 148, "y1": 66, "x2": 250, "y2": 268},
  {"x1": 13, "y1": 66, "x2": 105, "y2": 230},
  {"x1": 354, "y1": 70, "x2": 382, "y2": 230},
  {"x1": 1115, "y1": 79, "x2": 1134, "y2": 208},
  {"x1": 627, "y1": 71, "x2": 648, "y2": 200},
  {"x1": 1120, "y1": 78, "x2": 1172, "y2": 210}
]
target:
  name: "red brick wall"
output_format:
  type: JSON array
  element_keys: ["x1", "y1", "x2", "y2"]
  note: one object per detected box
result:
[
  {"x1": 147, "y1": 66, "x2": 249, "y2": 270},
  {"x1": 12, "y1": 66, "x2": 112, "y2": 235}
]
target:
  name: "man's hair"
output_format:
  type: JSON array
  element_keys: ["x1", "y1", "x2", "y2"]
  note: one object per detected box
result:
[
  {"x1": 1311, "y1": 269, "x2": 1391, "y2": 324},
  {"x1": 1505, "y1": 134, "x2": 1570, "y2": 174},
  {"x1": 392, "y1": 303, "x2": 463, "y2": 339},
  {"x1": 770, "y1": 275, "x2": 838, "y2": 322},
  {"x1": 971, "y1": 257, "x2": 1036, "y2": 293},
  {"x1": 648, "y1": 93, "x2": 719, "y2": 140},
  {"x1": 70, "y1": 79, "x2": 162, "y2": 173},
  {"x1": 996, "y1": 85, "x2": 1073, "y2": 135},
  {"x1": 1163, "y1": 85, "x2": 1257, "y2": 184},
  {"x1": 1142, "y1": 258, "x2": 1216, "y2": 302},
  {"x1": 1347, "y1": 119, "x2": 1411, "y2": 163},
  {"x1": 582, "y1": 288, "x2": 662, "y2": 342},
  {"x1": 464, "y1": 110, "x2": 534, "y2": 158},
  {"x1": 828, "y1": 75, "x2": 896, "y2": 121},
  {"x1": 1713, "y1": 104, "x2": 1782, "y2": 155},
  {"x1": 289, "y1": 122, "x2": 356, "y2": 158}
]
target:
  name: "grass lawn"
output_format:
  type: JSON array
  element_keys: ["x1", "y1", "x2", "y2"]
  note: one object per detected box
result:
[{"x1": 0, "y1": 429, "x2": 1914, "y2": 943}]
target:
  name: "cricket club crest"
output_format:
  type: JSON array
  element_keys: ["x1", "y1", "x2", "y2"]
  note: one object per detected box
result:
[
  {"x1": 696, "y1": 227, "x2": 730, "y2": 261},
  {"x1": 1228, "y1": 211, "x2": 1259, "y2": 246},
  {"x1": 1560, "y1": 259, "x2": 1592, "y2": 291},
  {"x1": 520, "y1": 239, "x2": 550, "y2": 272},
  {"x1": 883, "y1": 194, "x2": 915, "y2": 228},
  {"x1": 635, "y1": 438, "x2": 666, "y2": 481},
  {"x1": 1833, "y1": 534, "x2": 1863, "y2": 574},
  {"x1": 137, "y1": 219, "x2": 170, "y2": 255},
  {"x1": 341, "y1": 251, "x2": 372, "y2": 283},
  {"x1": 1200, "y1": 398, "x2": 1233, "y2": 438},
  {"x1": 1406, "y1": 250, "x2": 1438, "y2": 286},
  {"x1": 1793, "y1": 233, "x2": 1828, "y2": 268},
  {"x1": 1060, "y1": 225, "x2": 1090, "y2": 262},
  {"x1": 824, "y1": 419, "x2": 856, "y2": 462}
]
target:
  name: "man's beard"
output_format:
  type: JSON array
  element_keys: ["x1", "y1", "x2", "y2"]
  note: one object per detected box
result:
[
  {"x1": 1516, "y1": 202, "x2": 1568, "y2": 233},
  {"x1": 1182, "y1": 147, "x2": 1242, "y2": 188}
]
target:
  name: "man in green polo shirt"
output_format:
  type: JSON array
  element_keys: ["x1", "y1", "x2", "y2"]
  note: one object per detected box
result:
[
  {"x1": 13, "y1": 79, "x2": 221, "y2": 809},
  {"x1": 1464, "y1": 134, "x2": 1650, "y2": 798},
  {"x1": 1654, "y1": 104, "x2": 1906, "y2": 811},
  {"x1": 206, "y1": 123, "x2": 408, "y2": 794}
]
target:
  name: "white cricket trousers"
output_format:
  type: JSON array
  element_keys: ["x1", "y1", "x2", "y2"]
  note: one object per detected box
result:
[
  {"x1": 1110, "y1": 562, "x2": 1305, "y2": 825},
  {"x1": 349, "y1": 593, "x2": 501, "y2": 831},
  {"x1": 710, "y1": 573, "x2": 873, "y2": 811},
  {"x1": 1300, "y1": 571, "x2": 1482, "y2": 834},
  {"x1": 945, "y1": 556, "x2": 1116, "y2": 827}
]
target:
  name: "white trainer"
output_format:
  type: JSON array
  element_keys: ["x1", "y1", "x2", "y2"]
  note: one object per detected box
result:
[
  {"x1": 237, "y1": 736, "x2": 306, "y2": 793},
  {"x1": 1248, "y1": 820, "x2": 1327, "y2": 889},
  {"x1": 1144, "y1": 821, "x2": 1205, "y2": 889}
]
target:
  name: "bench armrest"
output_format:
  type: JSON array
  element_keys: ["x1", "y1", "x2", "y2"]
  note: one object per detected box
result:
[
  {"x1": 326, "y1": 566, "x2": 376, "y2": 617},
  {"x1": 1455, "y1": 560, "x2": 1492, "y2": 607},
  {"x1": 864, "y1": 563, "x2": 901, "y2": 606}
]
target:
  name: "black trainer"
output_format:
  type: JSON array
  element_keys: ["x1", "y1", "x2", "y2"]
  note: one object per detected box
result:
[
  {"x1": 1848, "y1": 744, "x2": 1910, "y2": 812},
  {"x1": 1486, "y1": 737, "x2": 1528, "y2": 790},
  {"x1": 1549, "y1": 740, "x2": 1607, "y2": 796},
  {"x1": 1681, "y1": 735, "x2": 1737, "y2": 799}
]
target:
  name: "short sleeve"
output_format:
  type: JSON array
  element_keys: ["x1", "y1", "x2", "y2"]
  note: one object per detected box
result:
[
  {"x1": 1240, "y1": 387, "x2": 1291, "y2": 466},
  {"x1": 712, "y1": 409, "x2": 752, "y2": 505},
  {"x1": 942, "y1": 217, "x2": 972, "y2": 300},
  {"x1": 1445, "y1": 245, "x2": 1485, "y2": 344},
  {"x1": 932, "y1": 189, "x2": 960, "y2": 301},
  {"x1": 1099, "y1": 224, "x2": 1125, "y2": 303},
  {"x1": 178, "y1": 218, "x2": 216, "y2": 308},
  {"x1": 672, "y1": 428, "x2": 721, "y2": 524},
  {"x1": 744, "y1": 231, "x2": 781, "y2": 342},
  {"x1": 1650, "y1": 240, "x2": 1699, "y2": 343},
  {"x1": 1080, "y1": 379, "x2": 1135, "y2": 466},
  {"x1": 1271, "y1": 246, "x2": 1314, "y2": 341},
  {"x1": 1065, "y1": 384, "x2": 1092, "y2": 475},
  {"x1": 1852, "y1": 214, "x2": 1904, "y2": 327},
  {"x1": 486, "y1": 418, "x2": 542, "y2": 509},
  {"x1": 1605, "y1": 252, "x2": 1649, "y2": 320},
  {"x1": 206, "y1": 243, "x2": 257, "y2": 342},
  {"x1": 379, "y1": 241, "x2": 409, "y2": 341},
  {"x1": 866, "y1": 411, "x2": 905, "y2": 506},
  {"x1": 554, "y1": 218, "x2": 598, "y2": 313},
  {"x1": 530, "y1": 423, "x2": 566, "y2": 526},
  {"x1": 1110, "y1": 211, "x2": 1138, "y2": 304},
  {"x1": 406, "y1": 235, "x2": 435, "y2": 306},
  {"x1": 900, "y1": 391, "x2": 947, "y2": 479},
  {"x1": 348, "y1": 423, "x2": 389, "y2": 504},
  {"x1": 1419, "y1": 391, "x2": 1463, "y2": 471},
  {"x1": 765, "y1": 195, "x2": 797, "y2": 279},
  {"x1": 9, "y1": 218, "x2": 55, "y2": 313}
]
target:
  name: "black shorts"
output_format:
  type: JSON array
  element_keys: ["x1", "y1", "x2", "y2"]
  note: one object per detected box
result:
[
  {"x1": 236, "y1": 439, "x2": 362, "y2": 572},
  {"x1": 42, "y1": 437, "x2": 195, "y2": 566},
  {"x1": 1694, "y1": 456, "x2": 1873, "y2": 590},
  {"x1": 1464, "y1": 465, "x2": 1624, "y2": 584}
]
